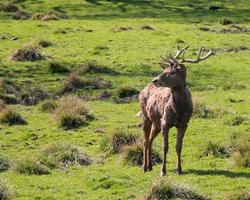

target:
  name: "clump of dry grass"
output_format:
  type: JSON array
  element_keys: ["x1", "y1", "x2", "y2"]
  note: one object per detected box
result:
[
  {"x1": 100, "y1": 128, "x2": 139, "y2": 153},
  {"x1": 82, "y1": 62, "x2": 117, "y2": 74},
  {"x1": 0, "y1": 100, "x2": 6, "y2": 111},
  {"x1": 15, "y1": 159, "x2": 50, "y2": 175},
  {"x1": 37, "y1": 143, "x2": 92, "y2": 169},
  {"x1": 225, "y1": 191, "x2": 250, "y2": 200},
  {"x1": 142, "y1": 24, "x2": 155, "y2": 30},
  {"x1": 0, "y1": 178, "x2": 13, "y2": 200},
  {"x1": 0, "y1": 2, "x2": 18, "y2": 12},
  {"x1": 11, "y1": 44, "x2": 45, "y2": 62},
  {"x1": 120, "y1": 141, "x2": 161, "y2": 166},
  {"x1": 0, "y1": 78, "x2": 20, "y2": 104},
  {"x1": 192, "y1": 95, "x2": 215, "y2": 118},
  {"x1": 37, "y1": 39, "x2": 52, "y2": 48},
  {"x1": 229, "y1": 132, "x2": 250, "y2": 168},
  {"x1": 21, "y1": 85, "x2": 49, "y2": 106},
  {"x1": 117, "y1": 86, "x2": 139, "y2": 98},
  {"x1": 53, "y1": 95, "x2": 94, "y2": 130},
  {"x1": 40, "y1": 100, "x2": 57, "y2": 112},
  {"x1": 32, "y1": 10, "x2": 68, "y2": 21},
  {"x1": 49, "y1": 61, "x2": 69, "y2": 73},
  {"x1": 142, "y1": 180, "x2": 209, "y2": 200},
  {"x1": 0, "y1": 108, "x2": 27, "y2": 125}
]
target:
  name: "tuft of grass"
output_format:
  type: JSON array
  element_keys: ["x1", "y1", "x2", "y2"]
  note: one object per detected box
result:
[
  {"x1": 37, "y1": 39, "x2": 52, "y2": 48},
  {"x1": 10, "y1": 44, "x2": 45, "y2": 62},
  {"x1": 100, "y1": 128, "x2": 139, "y2": 153},
  {"x1": 229, "y1": 132, "x2": 250, "y2": 168},
  {"x1": 12, "y1": 9, "x2": 31, "y2": 20},
  {"x1": 61, "y1": 71, "x2": 112, "y2": 94},
  {"x1": 40, "y1": 100, "x2": 57, "y2": 112},
  {"x1": 53, "y1": 95, "x2": 94, "y2": 130},
  {"x1": 202, "y1": 141, "x2": 229, "y2": 158},
  {"x1": 120, "y1": 141, "x2": 161, "y2": 166},
  {"x1": 0, "y1": 179, "x2": 13, "y2": 200},
  {"x1": 0, "y1": 108, "x2": 27, "y2": 125},
  {"x1": 0, "y1": 78, "x2": 20, "y2": 95},
  {"x1": 37, "y1": 143, "x2": 92, "y2": 169},
  {"x1": 0, "y1": 155, "x2": 10, "y2": 172},
  {"x1": 21, "y1": 85, "x2": 49, "y2": 106},
  {"x1": 142, "y1": 180, "x2": 209, "y2": 200},
  {"x1": 32, "y1": 10, "x2": 68, "y2": 21},
  {"x1": 15, "y1": 160, "x2": 50, "y2": 175},
  {"x1": 49, "y1": 61, "x2": 69, "y2": 73},
  {"x1": 117, "y1": 86, "x2": 139, "y2": 98},
  {"x1": 0, "y1": 2, "x2": 18, "y2": 12},
  {"x1": 224, "y1": 116, "x2": 247, "y2": 126},
  {"x1": 192, "y1": 95, "x2": 214, "y2": 119},
  {"x1": 141, "y1": 24, "x2": 155, "y2": 30},
  {"x1": 82, "y1": 62, "x2": 117, "y2": 74},
  {"x1": 225, "y1": 191, "x2": 250, "y2": 200},
  {"x1": 220, "y1": 18, "x2": 234, "y2": 25}
]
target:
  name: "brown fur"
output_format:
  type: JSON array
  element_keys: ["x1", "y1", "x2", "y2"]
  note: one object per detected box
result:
[{"x1": 139, "y1": 63, "x2": 193, "y2": 176}]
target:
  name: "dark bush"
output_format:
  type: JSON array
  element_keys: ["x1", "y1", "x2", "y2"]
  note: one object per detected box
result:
[
  {"x1": 0, "y1": 155, "x2": 10, "y2": 172},
  {"x1": 100, "y1": 128, "x2": 139, "y2": 153},
  {"x1": 21, "y1": 85, "x2": 49, "y2": 105},
  {"x1": 15, "y1": 160, "x2": 50, "y2": 175},
  {"x1": 11, "y1": 45, "x2": 45, "y2": 62},
  {"x1": 0, "y1": 108, "x2": 27, "y2": 125},
  {"x1": 49, "y1": 62, "x2": 69, "y2": 73},
  {"x1": 120, "y1": 142, "x2": 161, "y2": 166},
  {"x1": 117, "y1": 86, "x2": 139, "y2": 98},
  {"x1": 0, "y1": 2, "x2": 18, "y2": 12}
]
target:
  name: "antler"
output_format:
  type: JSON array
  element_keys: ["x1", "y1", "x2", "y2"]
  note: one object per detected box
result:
[
  {"x1": 180, "y1": 47, "x2": 215, "y2": 63},
  {"x1": 174, "y1": 45, "x2": 189, "y2": 59}
]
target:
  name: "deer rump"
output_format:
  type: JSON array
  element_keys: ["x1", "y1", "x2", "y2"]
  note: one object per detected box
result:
[{"x1": 139, "y1": 83, "x2": 193, "y2": 130}]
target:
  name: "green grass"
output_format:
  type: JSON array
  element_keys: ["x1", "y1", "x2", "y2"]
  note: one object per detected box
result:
[{"x1": 0, "y1": 0, "x2": 250, "y2": 199}]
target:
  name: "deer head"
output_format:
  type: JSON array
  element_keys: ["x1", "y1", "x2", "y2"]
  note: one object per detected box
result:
[{"x1": 152, "y1": 45, "x2": 215, "y2": 88}]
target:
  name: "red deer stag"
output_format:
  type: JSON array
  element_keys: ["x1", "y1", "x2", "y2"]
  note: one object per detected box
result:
[{"x1": 139, "y1": 46, "x2": 214, "y2": 176}]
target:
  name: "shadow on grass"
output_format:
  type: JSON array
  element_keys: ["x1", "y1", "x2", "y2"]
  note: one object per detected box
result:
[{"x1": 185, "y1": 169, "x2": 250, "y2": 179}]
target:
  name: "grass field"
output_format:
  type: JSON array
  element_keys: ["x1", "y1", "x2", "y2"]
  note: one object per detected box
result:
[{"x1": 0, "y1": 0, "x2": 250, "y2": 199}]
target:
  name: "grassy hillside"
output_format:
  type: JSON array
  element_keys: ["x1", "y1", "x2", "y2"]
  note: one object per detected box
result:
[{"x1": 0, "y1": 0, "x2": 250, "y2": 199}]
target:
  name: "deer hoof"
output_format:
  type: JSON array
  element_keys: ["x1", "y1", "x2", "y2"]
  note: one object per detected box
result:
[{"x1": 176, "y1": 169, "x2": 183, "y2": 175}]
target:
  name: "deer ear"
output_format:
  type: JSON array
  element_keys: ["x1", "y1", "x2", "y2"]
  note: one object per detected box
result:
[{"x1": 159, "y1": 62, "x2": 170, "y2": 69}]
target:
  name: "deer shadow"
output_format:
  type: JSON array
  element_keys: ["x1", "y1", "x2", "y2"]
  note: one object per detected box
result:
[{"x1": 184, "y1": 169, "x2": 250, "y2": 179}]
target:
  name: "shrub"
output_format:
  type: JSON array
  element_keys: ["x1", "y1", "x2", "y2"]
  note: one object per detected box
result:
[
  {"x1": 202, "y1": 141, "x2": 229, "y2": 158},
  {"x1": 21, "y1": 85, "x2": 49, "y2": 105},
  {"x1": 40, "y1": 100, "x2": 57, "y2": 112},
  {"x1": 117, "y1": 86, "x2": 139, "y2": 98},
  {"x1": 37, "y1": 39, "x2": 52, "y2": 48},
  {"x1": 0, "y1": 94, "x2": 18, "y2": 105},
  {"x1": 229, "y1": 132, "x2": 250, "y2": 168},
  {"x1": 49, "y1": 62, "x2": 69, "y2": 73},
  {"x1": 120, "y1": 142, "x2": 161, "y2": 166},
  {"x1": 0, "y1": 155, "x2": 10, "y2": 172},
  {"x1": 100, "y1": 128, "x2": 139, "y2": 153},
  {"x1": 53, "y1": 95, "x2": 94, "y2": 130},
  {"x1": 11, "y1": 45, "x2": 45, "y2": 61},
  {"x1": 0, "y1": 179, "x2": 13, "y2": 200},
  {"x1": 0, "y1": 108, "x2": 27, "y2": 125},
  {"x1": 225, "y1": 191, "x2": 250, "y2": 200},
  {"x1": 15, "y1": 160, "x2": 50, "y2": 175},
  {"x1": 220, "y1": 18, "x2": 234, "y2": 25},
  {"x1": 0, "y1": 2, "x2": 18, "y2": 12},
  {"x1": 142, "y1": 180, "x2": 209, "y2": 200},
  {"x1": 38, "y1": 143, "x2": 92, "y2": 169}
]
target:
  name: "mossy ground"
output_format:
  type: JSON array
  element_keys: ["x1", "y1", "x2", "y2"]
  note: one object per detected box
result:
[{"x1": 0, "y1": 0, "x2": 250, "y2": 199}]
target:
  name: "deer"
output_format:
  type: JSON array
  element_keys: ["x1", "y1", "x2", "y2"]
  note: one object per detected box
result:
[{"x1": 139, "y1": 45, "x2": 214, "y2": 176}]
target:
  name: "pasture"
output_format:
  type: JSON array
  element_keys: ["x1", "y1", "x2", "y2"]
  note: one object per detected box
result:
[{"x1": 0, "y1": 0, "x2": 250, "y2": 199}]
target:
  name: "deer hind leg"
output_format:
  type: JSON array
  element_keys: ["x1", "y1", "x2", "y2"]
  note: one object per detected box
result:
[
  {"x1": 142, "y1": 118, "x2": 152, "y2": 172},
  {"x1": 161, "y1": 126, "x2": 170, "y2": 176},
  {"x1": 176, "y1": 126, "x2": 187, "y2": 175},
  {"x1": 147, "y1": 123, "x2": 160, "y2": 171}
]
